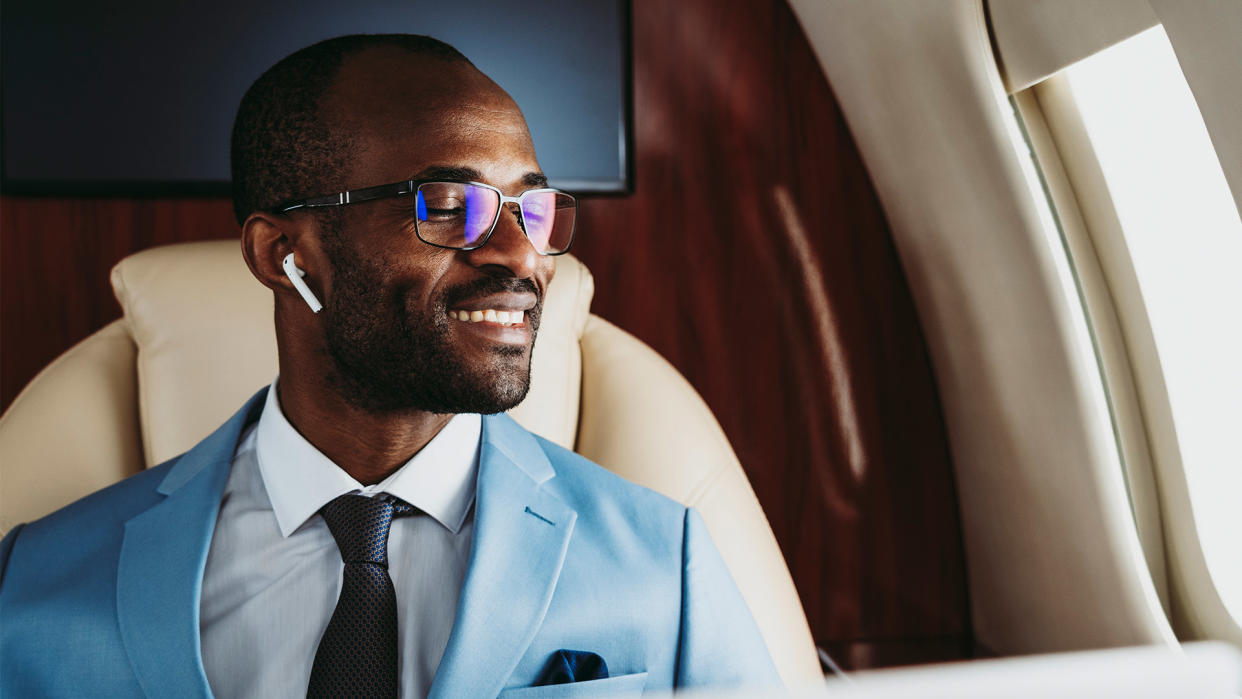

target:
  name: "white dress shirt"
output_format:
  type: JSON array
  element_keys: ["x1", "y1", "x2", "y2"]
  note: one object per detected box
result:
[{"x1": 200, "y1": 381, "x2": 481, "y2": 698}]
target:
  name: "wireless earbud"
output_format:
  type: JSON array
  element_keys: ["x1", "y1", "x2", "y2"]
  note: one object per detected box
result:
[{"x1": 282, "y1": 253, "x2": 323, "y2": 313}]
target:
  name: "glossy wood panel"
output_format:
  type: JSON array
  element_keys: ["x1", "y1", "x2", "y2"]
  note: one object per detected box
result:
[
  {"x1": 0, "y1": 0, "x2": 969, "y2": 667},
  {"x1": 569, "y1": 0, "x2": 969, "y2": 657},
  {"x1": 0, "y1": 198, "x2": 239, "y2": 408}
]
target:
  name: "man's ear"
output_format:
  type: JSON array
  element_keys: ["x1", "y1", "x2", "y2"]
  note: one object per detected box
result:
[{"x1": 241, "y1": 211, "x2": 316, "y2": 297}]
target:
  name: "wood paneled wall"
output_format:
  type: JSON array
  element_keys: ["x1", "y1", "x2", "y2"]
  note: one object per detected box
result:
[
  {"x1": 0, "y1": 0, "x2": 968, "y2": 669},
  {"x1": 1, "y1": 199, "x2": 241, "y2": 407},
  {"x1": 571, "y1": 0, "x2": 969, "y2": 669}
]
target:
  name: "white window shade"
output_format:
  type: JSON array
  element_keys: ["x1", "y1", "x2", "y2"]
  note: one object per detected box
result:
[
  {"x1": 989, "y1": 0, "x2": 1242, "y2": 222},
  {"x1": 988, "y1": 0, "x2": 1158, "y2": 93}
]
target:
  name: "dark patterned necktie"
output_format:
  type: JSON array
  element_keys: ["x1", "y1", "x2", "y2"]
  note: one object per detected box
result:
[{"x1": 307, "y1": 493, "x2": 414, "y2": 698}]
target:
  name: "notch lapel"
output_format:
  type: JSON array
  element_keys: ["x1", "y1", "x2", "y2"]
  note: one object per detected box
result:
[
  {"x1": 116, "y1": 390, "x2": 265, "y2": 699},
  {"x1": 429, "y1": 415, "x2": 577, "y2": 699}
]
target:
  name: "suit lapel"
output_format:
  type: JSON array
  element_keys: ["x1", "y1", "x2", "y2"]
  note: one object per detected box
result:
[
  {"x1": 429, "y1": 414, "x2": 577, "y2": 699},
  {"x1": 116, "y1": 389, "x2": 266, "y2": 699}
]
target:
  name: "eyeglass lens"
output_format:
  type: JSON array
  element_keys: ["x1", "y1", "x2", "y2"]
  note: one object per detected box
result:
[{"x1": 414, "y1": 182, "x2": 576, "y2": 254}]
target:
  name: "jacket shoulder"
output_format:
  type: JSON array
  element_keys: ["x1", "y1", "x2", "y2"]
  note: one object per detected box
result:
[
  {"x1": 531, "y1": 434, "x2": 688, "y2": 534},
  {"x1": 536, "y1": 435, "x2": 683, "y2": 503}
]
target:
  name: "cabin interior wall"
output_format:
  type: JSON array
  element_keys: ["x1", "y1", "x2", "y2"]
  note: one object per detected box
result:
[{"x1": 0, "y1": 0, "x2": 969, "y2": 669}]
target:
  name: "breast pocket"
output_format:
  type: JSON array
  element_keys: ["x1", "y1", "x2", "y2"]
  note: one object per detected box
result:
[{"x1": 496, "y1": 671, "x2": 648, "y2": 698}]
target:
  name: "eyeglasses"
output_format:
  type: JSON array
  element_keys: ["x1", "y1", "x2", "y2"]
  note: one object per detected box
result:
[{"x1": 276, "y1": 179, "x2": 577, "y2": 256}]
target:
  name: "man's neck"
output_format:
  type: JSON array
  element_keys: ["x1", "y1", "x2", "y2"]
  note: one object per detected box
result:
[{"x1": 275, "y1": 379, "x2": 455, "y2": 486}]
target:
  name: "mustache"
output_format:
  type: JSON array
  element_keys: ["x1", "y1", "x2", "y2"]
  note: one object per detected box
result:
[{"x1": 441, "y1": 276, "x2": 543, "y2": 310}]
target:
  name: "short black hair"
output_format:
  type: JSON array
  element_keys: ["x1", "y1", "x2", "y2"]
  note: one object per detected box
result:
[{"x1": 230, "y1": 34, "x2": 470, "y2": 224}]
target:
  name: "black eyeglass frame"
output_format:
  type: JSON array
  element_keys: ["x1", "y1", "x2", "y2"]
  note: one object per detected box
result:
[{"x1": 274, "y1": 179, "x2": 577, "y2": 256}]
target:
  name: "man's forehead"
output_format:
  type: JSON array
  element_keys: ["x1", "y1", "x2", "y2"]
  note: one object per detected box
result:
[
  {"x1": 327, "y1": 48, "x2": 514, "y2": 123},
  {"x1": 322, "y1": 48, "x2": 540, "y2": 188}
]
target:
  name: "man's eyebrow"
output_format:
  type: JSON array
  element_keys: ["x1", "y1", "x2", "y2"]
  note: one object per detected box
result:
[
  {"x1": 410, "y1": 167, "x2": 548, "y2": 190},
  {"x1": 412, "y1": 166, "x2": 483, "y2": 182}
]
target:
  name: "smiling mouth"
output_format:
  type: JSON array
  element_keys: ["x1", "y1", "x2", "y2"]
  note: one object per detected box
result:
[{"x1": 448, "y1": 308, "x2": 526, "y2": 327}]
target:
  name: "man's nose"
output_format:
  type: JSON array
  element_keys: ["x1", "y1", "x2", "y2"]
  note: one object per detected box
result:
[{"x1": 466, "y1": 205, "x2": 543, "y2": 278}]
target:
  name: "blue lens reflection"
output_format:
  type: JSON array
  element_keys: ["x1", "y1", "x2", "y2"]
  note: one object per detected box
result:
[
  {"x1": 464, "y1": 185, "x2": 494, "y2": 245},
  {"x1": 521, "y1": 191, "x2": 555, "y2": 251}
]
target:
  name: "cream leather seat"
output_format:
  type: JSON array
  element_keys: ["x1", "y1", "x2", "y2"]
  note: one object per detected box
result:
[{"x1": 0, "y1": 240, "x2": 820, "y2": 687}]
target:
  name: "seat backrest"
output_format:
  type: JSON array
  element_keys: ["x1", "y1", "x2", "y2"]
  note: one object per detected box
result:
[{"x1": 0, "y1": 240, "x2": 820, "y2": 686}]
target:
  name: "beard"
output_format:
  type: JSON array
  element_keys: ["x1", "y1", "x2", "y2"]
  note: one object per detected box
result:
[{"x1": 319, "y1": 242, "x2": 542, "y2": 415}]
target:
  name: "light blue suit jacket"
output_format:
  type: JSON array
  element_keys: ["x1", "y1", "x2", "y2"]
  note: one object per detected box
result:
[{"x1": 0, "y1": 389, "x2": 779, "y2": 697}]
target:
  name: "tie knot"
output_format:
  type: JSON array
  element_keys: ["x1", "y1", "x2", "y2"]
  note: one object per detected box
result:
[{"x1": 319, "y1": 493, "x2": 414, "y2": 566}]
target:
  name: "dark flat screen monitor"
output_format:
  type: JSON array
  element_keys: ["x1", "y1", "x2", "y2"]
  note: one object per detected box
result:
[{"x1": 1, "y1": 0, "x2": 630, "y2": 195}]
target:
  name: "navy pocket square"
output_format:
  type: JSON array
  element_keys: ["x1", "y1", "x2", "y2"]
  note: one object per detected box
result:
[{"x1": 535, "y1": 650, "x2": 609, "y2": 686}]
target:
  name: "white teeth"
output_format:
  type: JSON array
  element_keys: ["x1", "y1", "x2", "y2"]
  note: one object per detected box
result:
[{"x1": 451, "y1": 309, "x2": 526, "y2": 325}]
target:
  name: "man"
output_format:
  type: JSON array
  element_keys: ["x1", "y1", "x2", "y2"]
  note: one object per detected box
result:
[{"x1": 0, "y1": 35, "x2": 778, "y2": 697}]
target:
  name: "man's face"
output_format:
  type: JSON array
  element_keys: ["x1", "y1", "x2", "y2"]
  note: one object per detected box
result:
[{"x1": 311, "y1": 50, "x2": 556, "y2": 415}]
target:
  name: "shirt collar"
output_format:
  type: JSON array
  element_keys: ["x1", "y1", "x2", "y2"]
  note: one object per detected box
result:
[{"x1": 255, "y1": 380, "x2": 481, "y2": 538}]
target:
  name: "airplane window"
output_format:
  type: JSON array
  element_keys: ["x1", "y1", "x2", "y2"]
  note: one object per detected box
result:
[{"x1": 1059, "y1": 26, "x2": 1242, "y2": 625}]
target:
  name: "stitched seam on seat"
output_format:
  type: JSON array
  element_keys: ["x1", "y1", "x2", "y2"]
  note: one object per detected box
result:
[
  {"x1": 562, "y1": 260, "x2": 591, "y2": 444},
  {"x1": 113, "y1": 263, "x2": 158, "y2": 469},
  {"x1": 135, "y1": 360, "x2": 156, "y2": 469},
  {"x1": 682, "y1": 461, "x2": 728, "y2": 508},
  {"x1": 579, "y1": 265, "x2": 594, "y2": 334}
]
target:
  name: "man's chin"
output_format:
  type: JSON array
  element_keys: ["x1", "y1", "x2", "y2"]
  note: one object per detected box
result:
[
  {"x1": 410, "y1": 360, "x2": 533, "y2": 415},
  {"x1": 449, "y1": 368, "x2": 532, "y2": 415},
  {"x1": 325, "y1": 358, "x2": 532, "y2": 415}
]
